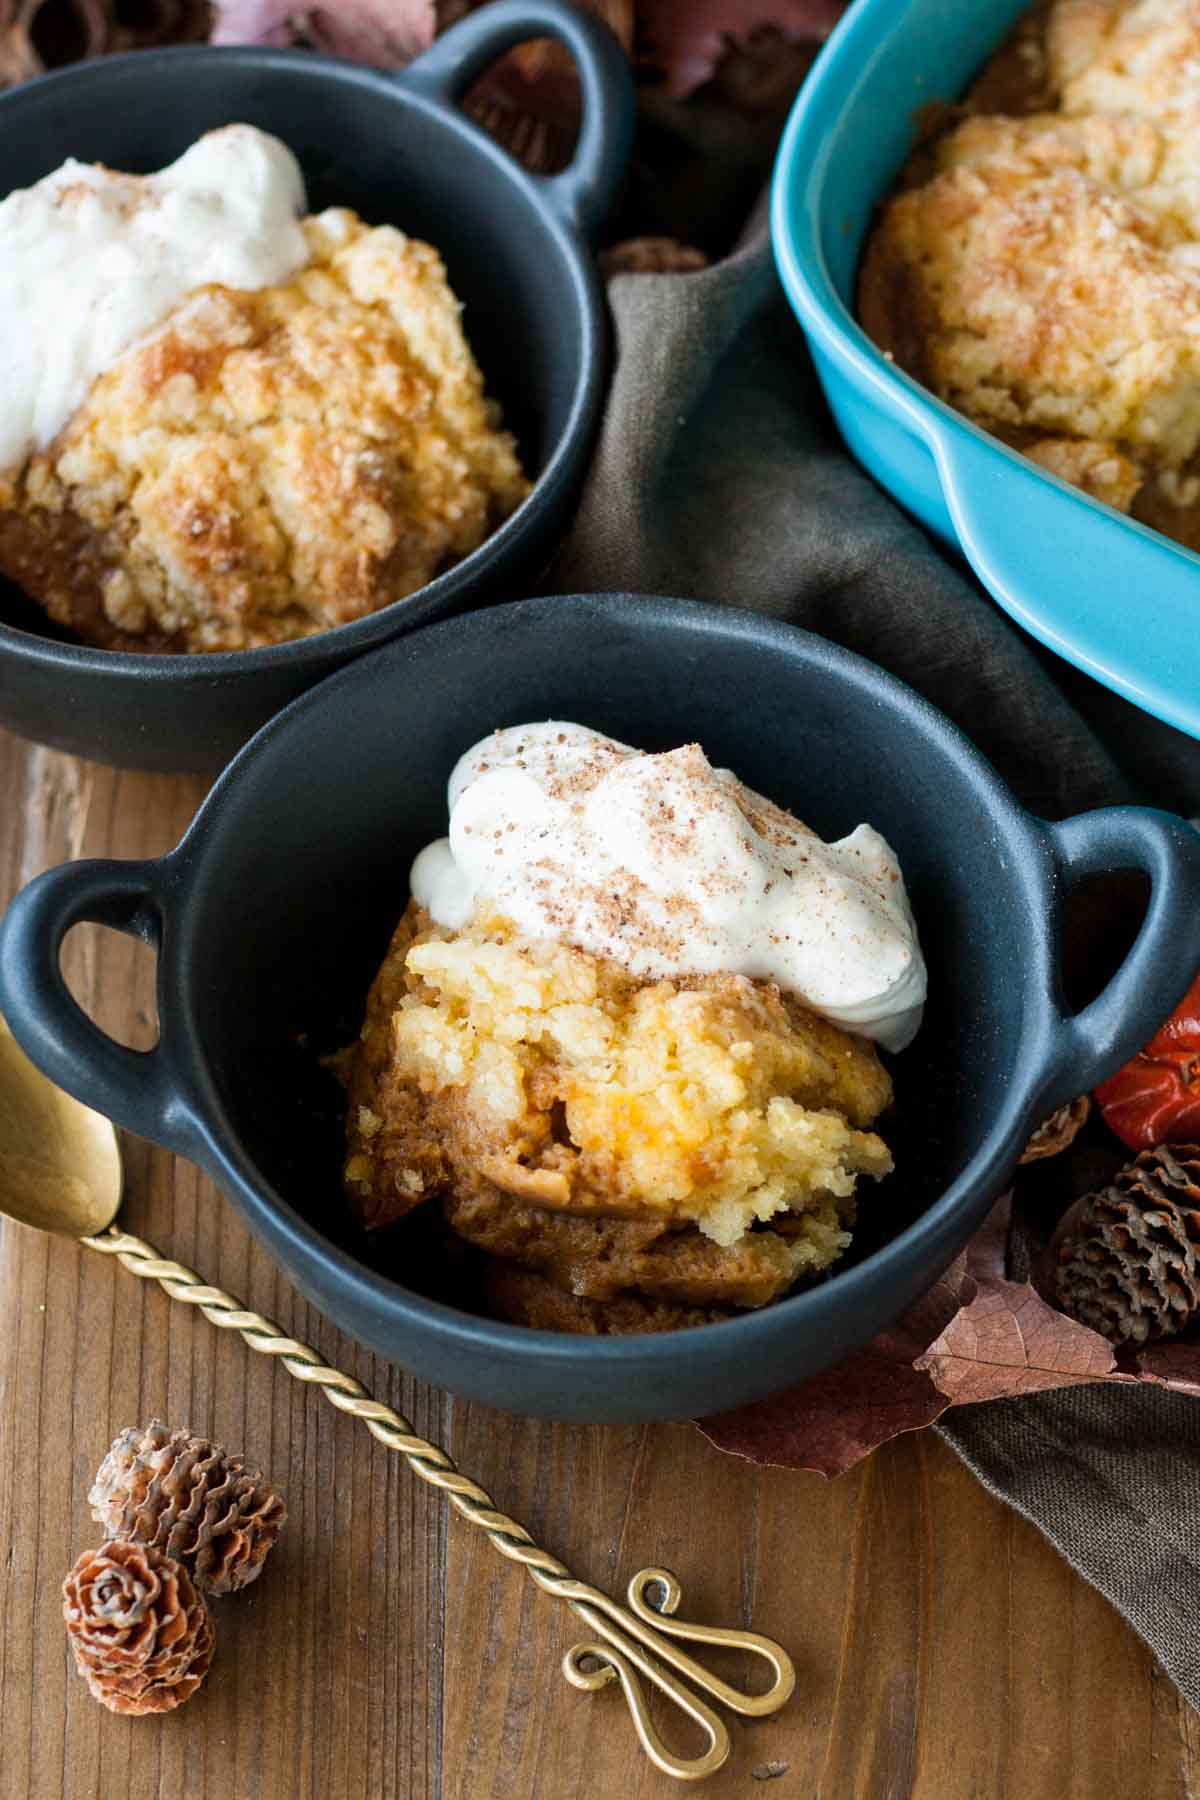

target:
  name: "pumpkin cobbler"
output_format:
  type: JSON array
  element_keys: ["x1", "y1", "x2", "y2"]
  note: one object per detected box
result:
[
  {"x1": 0, "y1": 128, "x2": 529, "y2": 653},
  {"x1": 859, "y1": 0, "x2": 1200, "y2": 549},
  {"x1": 339, "y1": 724, "x2": 926, "y2": 1336}
]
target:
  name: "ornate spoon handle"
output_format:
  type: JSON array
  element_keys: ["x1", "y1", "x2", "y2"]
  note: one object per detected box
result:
[{"x1": 82, "y1": 1225, "x2": 795, "y2": 1781}]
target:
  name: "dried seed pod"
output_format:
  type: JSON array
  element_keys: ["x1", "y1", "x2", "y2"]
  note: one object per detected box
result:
[
  {"x1": 1055, "y1": 1145, "x2": 1200, "y2": 1343},
  {"x1": 63, "y1": 1538, "x2": 214, "y2": 1716},
  {"x1": 90, "y1": 1421, "x2": 285, "y2": 1595},
  {"x1": 1020, "y1": 1095, "x2": 1091, "y2": 1164}
]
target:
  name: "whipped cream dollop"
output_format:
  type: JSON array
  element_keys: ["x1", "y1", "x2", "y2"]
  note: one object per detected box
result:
[
  {"x1": 0, "y1": 125, "x2": 309, "y2": 475},
  {"x1": 411, "y1": 723, "x2": 927, "y2": 1051}
]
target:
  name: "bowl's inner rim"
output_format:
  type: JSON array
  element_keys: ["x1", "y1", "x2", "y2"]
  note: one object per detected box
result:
[
  {"x1": 0, "y1": 45, "x2": 607, "y2": 675},
  {"x1": 157, "y1": 592, "x2": 1057, "y2": 1359}
]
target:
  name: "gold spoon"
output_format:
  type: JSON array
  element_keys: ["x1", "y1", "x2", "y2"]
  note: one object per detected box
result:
[{"x1": 0, "y1": 1013, "x2": 795, "y2": 1780}]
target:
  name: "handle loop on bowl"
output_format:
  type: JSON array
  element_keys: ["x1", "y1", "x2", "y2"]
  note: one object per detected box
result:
[
  {"x1": 1035, "y1": 808, "x2": 1200, "y2": 1115},
  {"x1": 401, "y1": 0, "x2": 633, "y2": 238},
  {"x1": 0, "y1": 857, "x2": 194, "y2": 1153}
]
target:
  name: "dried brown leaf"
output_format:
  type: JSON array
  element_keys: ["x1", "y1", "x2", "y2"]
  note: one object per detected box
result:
[
  {"x1": 695, "y1": 1216, "x2": 988, "y2": 1477},
  {"x1": 697, "y1": 1328, "x2": 950, "y2": 1478},
  {"x1": 1129, "y1": 1340, "x2": 1200, "y2": 1396},
  {"x1": 694, "y1": 1196, "x2": 1141, "y2": 1476},
  {"x1": 640, "y1": 0, "x2": 846, "y2": 98},
  {"x1": 210, "y1": 0, "x2": 434, "y2": 61},
  {"x1": 915, "y1": 1277, "x2": 1122, "y2": 1402}
]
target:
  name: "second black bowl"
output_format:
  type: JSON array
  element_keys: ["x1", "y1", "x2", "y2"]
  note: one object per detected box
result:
[
  {"x1": 4, "y1": 595, "x2": 1199, "y2": 1421},
  {"x1": 0, "y1": 3, "x2": 631, "y2": 771}
]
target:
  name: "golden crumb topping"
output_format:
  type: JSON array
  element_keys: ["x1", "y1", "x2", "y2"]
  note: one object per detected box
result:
[
  {"x1": 0, "y1": 210, "x2": 529, "y2": 652},
  {"x1": 1049, "y1": 0, "x2": 1200, "y2": 122}
]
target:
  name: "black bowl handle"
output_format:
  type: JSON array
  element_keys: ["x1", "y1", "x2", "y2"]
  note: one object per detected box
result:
[
  {"x1": 0, "y1": 856, "x2": 197, "y2": 1155},
  {"x1": 401, "y1": 0, "x2": 633, "y2": 238},
  {"x1": 1034, "y1": 807, "x2": 1200, "y2": 1116}
]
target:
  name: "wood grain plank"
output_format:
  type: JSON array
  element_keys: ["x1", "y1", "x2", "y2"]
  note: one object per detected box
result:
[
  {"x1": 0, "y1": 738, "x2": 448, "y2": 1800},
  {"x1": 1, "y1": 724, "x2": 1198, "y2": 1798},
  {"x1": 437, "y1": 1415, "x2": 1200, "y2": 1800}
]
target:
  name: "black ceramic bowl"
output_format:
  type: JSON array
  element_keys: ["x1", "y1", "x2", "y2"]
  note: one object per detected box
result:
[
  {"x1": 4, "y1": 595, "x2": 1200, "y2": 1422},
  {"x1": 0, "y1": 4, "x2": 631, "y2": 772}
]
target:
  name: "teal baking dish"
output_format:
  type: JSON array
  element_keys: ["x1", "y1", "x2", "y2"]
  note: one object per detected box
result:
[{"x1": 770, "y1": 0, "x2": 1200, "y2": 741}]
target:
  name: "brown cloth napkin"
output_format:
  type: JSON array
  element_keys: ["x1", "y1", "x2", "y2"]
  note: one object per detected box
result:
[{"x1": 547, "y1": 232, "x2": 1200, "y2": 1705}]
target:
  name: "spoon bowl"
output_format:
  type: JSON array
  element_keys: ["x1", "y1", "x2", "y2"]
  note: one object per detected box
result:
[{"x1": 0, "y1": 1012, "x2": 122, "y2": 1237}]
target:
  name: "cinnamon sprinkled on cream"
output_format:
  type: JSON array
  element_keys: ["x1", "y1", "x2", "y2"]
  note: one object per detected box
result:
[
  {"x1": 0, "y1": 125, "x2": 308, "y2": 475},
  {"x1": 410, "y1": 723, "x2": 926, "y2": 1050}
]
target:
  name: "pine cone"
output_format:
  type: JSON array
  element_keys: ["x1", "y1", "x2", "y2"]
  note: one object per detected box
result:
[
  {"x1": 1020, "y1": 1095, "x2": 1091, "y2": 1163},
  {"x1": 1054, "y1": 1145, "x2": 1200, "y2": 1343},
  {"x1": 62, "y1": 1539, "x2": 214, "y2": 1716},
  {"x1": 1, "y1": 0, "x2": 211, "y2": 92},
  {"x1": 90, "y1": 1421, "x2": 285, "y2": 1595}
]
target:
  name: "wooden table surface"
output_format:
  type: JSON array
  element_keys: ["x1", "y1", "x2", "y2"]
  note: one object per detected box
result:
[{"x1": 2, "y1": 731, "x2": 1198, "y2": 1800}]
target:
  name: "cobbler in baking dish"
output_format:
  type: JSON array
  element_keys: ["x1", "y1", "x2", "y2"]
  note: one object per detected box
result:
[{"x1": 859, "y1": 0, "x2": 1200, "y2": 551}]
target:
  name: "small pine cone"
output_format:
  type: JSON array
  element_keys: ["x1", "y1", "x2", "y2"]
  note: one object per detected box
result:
[
  {"x1": 599, "y1": 237, "x2": 709, "y2": 277},
  {"x1": 90, "y1": 1422, "x2": 285, "y2": 1596},
  {"x1": 1020, "y1": 1095, "x2": 1091, "y2": 1163},
  {"x1": 63, "y1": 1539, "x2": 214, "y2": 1716},
  {"x1": 1055, "y1": 1145, "x2": 1200, "y2": 1343}
]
